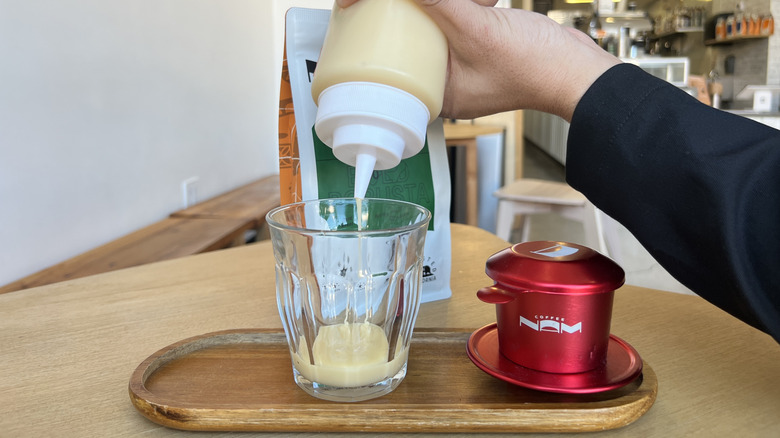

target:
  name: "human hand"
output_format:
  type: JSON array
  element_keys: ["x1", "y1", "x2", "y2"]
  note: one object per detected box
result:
[{"x1": 334, "y1": 0, "x2": 619, "y2": 122}]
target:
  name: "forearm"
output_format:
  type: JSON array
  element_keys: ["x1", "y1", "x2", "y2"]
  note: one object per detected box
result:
[{"x1": 566, "y1": 64, "x2": 780, "y2": 341}]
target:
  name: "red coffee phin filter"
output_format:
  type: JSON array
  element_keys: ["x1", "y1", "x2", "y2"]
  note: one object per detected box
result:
[{"x1": 477, "y1": 241, "x2": 625, "y2": 374}]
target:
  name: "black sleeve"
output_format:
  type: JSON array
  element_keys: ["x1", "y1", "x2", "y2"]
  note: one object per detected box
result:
[{"x1": 566, "y1": 63, "x2": 780, "y2": 343}]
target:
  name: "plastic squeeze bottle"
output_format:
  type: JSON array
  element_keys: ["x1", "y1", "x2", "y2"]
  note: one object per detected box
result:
[{"x1": 311, "y1": 0, "x2": 448, "y2": 198}]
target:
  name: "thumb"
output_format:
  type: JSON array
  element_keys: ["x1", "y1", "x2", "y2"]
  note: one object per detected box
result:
[
  {"x1": 337, "y1": 0, "x2": 498, "y2": 10},
  {"x1": 419, "y1": 0, "x2": 498, "y2": 6}
]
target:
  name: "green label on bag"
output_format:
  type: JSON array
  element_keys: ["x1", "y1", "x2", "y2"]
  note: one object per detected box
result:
[{"x1": 312, "y1": 126, "x2": 435, "y2": 230}]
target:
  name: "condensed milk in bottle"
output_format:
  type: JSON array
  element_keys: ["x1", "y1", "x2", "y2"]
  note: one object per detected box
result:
[{"x1": 311, "y1": 0, "x2": 448, "y2": 198}]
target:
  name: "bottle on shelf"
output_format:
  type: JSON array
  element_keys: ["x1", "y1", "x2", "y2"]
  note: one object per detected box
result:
[{"x1": 760, "y1": 14, "x2": 774, "y2": 36}]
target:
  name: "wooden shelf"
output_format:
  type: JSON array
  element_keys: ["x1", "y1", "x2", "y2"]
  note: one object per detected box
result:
[
  {"x1": 705, "y1": 34, "x2": 770, "y2": 45},
  {"x1": 650, "y1": 27, "x2": 704, "y2": 39}
]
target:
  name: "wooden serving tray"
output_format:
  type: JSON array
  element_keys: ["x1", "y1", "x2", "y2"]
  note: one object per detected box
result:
[{"x1": 129, "y1": 329, "x2": 657, "y2": 433}]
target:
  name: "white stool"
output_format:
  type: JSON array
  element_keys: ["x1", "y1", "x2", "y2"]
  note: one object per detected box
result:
[{"x1": 494, "y1": 178, "x2": 618, "y2": 260}]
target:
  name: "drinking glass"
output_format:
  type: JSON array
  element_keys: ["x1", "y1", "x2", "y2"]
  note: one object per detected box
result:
[{"x1": 266, "y1": 198, "x2": 430, "y2": 402}]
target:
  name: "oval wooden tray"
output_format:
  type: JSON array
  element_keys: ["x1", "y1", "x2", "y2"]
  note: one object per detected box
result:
[{"x1": 129, "y1": 329, "x2": 657, "y2": 433}]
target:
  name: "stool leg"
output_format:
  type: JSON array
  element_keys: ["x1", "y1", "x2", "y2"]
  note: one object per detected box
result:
[
  {"x1": 495, "y1": 200, "x2": 513, "y2": 241},
  {"x1": 520, "y1": 214, "x2": 531, "y2": 242},
  {"x1": 582, "y1": 201, "x2": 609, "y2": 257},
  {"x1": 596, "y1": 207, "x2": 623, "y2": 263}
]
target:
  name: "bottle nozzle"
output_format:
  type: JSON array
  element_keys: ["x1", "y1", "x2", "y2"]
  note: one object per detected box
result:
[{"x1": 353, "y1": 152, "x2": 377, "y2": 199}]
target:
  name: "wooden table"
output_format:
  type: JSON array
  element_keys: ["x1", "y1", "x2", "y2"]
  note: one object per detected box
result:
[
  {"x1": 1, "y1": 224, "x2": 778, "y2": 437},
  {"x1": 443, "y1": 123, "x2": 505, "y2": 226}
]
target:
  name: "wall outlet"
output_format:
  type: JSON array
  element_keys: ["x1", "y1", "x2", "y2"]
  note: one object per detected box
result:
[{"x1": 181, "y1": 177, "x2": 199, "y2": 208}]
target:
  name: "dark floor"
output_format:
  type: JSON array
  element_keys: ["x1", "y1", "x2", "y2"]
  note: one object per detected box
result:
[{"x1": 521, "y1": 140, "x2": 566, "y2": 182}]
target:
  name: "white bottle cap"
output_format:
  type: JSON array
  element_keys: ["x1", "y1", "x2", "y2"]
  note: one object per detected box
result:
[{"x1": 314, "y1": 81, "x2": 430, "y2": 171}]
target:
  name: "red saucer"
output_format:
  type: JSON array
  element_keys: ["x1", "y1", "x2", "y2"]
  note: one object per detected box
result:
[{"x1": 466, "y1": 323, "x2": 643, "y2": 394}]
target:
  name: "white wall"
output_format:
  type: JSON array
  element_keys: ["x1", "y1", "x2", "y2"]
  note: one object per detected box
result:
[
  {"x1": 768, "y1": 0, "x2": 780, "y2": 84},
  {"x1": 0, "y1": 0, "x2": 326, "y2": 286}
]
